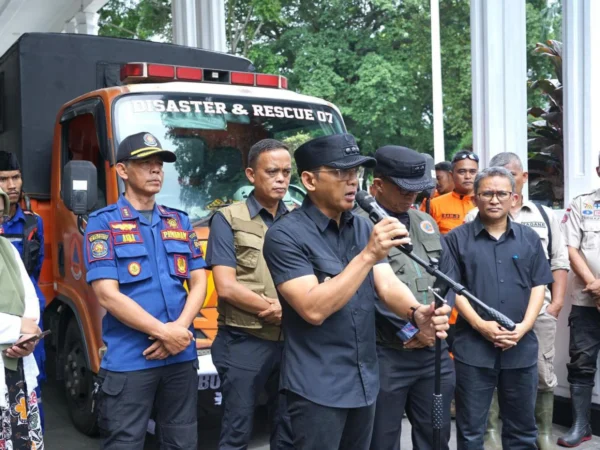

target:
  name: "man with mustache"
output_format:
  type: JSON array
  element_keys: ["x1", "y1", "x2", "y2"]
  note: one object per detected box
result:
[
  {"x1": 428, "y1": 150, "x2": 479, "y2": 235},
  {"x1": 206, "y1": 139, "x2": 293, "y2": 449},
  {"x1": 84, "y1": 132, "x2": 207, "y2": 450},
  {"x1": 359, "y1": 146, "x2": 455, "y2": 450},
  {"x1": 0, "y1": 150, "x2": 47, "y2": 428},
  {"x1": 263, "y1": 134, "x2": 451, "y2": 450},
  {"x1": 441, "y1": 167, "x2": 553, "y2": 449}
]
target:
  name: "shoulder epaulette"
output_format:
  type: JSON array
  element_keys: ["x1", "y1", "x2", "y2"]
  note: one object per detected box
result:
[
  {"x1": 160, "y1": 205, "x2": 189, "y2": 216},
  {"x1": 89, "y1": 204, "x2": 118, "y2": 218},
  {"x1": 573, "y1": 191, "x2": 596, "y2": 200}
]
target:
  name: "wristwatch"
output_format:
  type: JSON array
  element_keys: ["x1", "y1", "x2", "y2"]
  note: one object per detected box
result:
[{"x1": 408, "y1": 305, "x2": 422, "y2": 328}]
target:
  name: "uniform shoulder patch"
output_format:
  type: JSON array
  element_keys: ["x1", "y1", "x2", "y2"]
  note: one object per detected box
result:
[{"x1": 87, "y1": 230, "x2": 113, "y2": 262}]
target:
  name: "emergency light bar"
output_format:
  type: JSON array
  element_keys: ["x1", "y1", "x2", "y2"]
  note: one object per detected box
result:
[{"x1": 120, "y1": 62, "x2": 288, "y2": 89}]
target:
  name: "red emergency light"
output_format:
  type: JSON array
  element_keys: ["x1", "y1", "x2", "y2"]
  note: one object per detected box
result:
[{"x1": 120, "y1": 62, "x2": 288, "y2": 89}]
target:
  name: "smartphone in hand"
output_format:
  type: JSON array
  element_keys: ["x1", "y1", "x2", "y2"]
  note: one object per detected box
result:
[{"x1": 2, "y1": 330, "x2": 52, "y2": 355}]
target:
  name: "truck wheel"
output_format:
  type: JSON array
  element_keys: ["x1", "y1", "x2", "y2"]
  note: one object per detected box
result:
[{"x1": 63, "y1": 319, "x2": 98, "y2": 436}]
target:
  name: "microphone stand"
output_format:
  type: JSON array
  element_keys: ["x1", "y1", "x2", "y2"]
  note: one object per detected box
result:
[{"x1": 391, "y1": 246, "x2": 516, "y2": 450}]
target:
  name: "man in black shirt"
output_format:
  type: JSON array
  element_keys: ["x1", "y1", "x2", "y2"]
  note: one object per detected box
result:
[
  {"x1": 440, "y1": 166, "x2": 554, "y2": 449},
  {"x1": 263, "y1": 134, "x2": 451, "y2": 450}
]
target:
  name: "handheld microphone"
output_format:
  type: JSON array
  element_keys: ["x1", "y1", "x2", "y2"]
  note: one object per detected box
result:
[{"x1": 356, "y1": 190, "x2": 413, "y2": 253}]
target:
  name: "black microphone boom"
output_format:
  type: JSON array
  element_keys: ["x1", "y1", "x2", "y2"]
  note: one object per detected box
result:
[{"x1": 356, "y1": 190, "x2": 515, "y2": 330}]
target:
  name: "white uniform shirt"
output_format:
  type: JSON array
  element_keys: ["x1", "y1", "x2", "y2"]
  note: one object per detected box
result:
[
  {"x1": 464, "y1": 201, "x2": 569, "y2": 308},
  {"x1": 561, "y1": 189, "x2": 600, "y2": 307}
]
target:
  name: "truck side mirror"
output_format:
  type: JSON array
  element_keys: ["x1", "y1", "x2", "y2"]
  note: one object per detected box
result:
[{"x1": 62, "y1": 161, "x2": 98, "y2": 215}]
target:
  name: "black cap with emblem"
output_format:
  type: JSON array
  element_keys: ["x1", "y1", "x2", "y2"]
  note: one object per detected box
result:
[
  {"x1": 294, "y1": 133, "x2": 376, "y2": 173},
  {"x1": 0, "y1": 151, "x2": 21, "y2": 172},
  {"x1": 374, "y1": 145, "x2": 436, "y2": 192},
  {"x1": 117, "y1": 132, "x2": 177, "y2": 163}
]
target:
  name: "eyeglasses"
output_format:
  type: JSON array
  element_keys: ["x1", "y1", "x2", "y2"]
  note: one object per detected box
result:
[
  {"x1": 452, "y1": 152, "x2": 479, "y2": 163},
  {"x1": 312, "y1": 166, "x2": 364, "y2": 181},
  {"x1": 477, "y1": 190, "x2": 512, "y2": 201}
]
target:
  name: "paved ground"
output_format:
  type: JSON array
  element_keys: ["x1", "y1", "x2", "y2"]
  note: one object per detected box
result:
[{"x1": 43, "y1": 378, "x2": 600, "y2": 449}]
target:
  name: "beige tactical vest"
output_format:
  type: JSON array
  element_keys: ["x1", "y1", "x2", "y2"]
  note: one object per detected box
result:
[{"x1": 217, "y1": 202, "x2": 282, "y2": 341}]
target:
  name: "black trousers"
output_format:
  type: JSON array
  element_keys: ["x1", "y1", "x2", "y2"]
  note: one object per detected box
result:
[
  {"x1": 97, "y1": 361, "x2": 198, "y2": 450},
  {"x1": 211, "y1": 326, "x2": 293, "y2": 450},
  {"x1": 455, "y1": 360, "x2": 537, "y2": 450},
  {"x1": 286, "y1": 391, "x2": 376, "y2": 450},
  {"x1": 370, "y1": 345, "x2": 455, "y2": 450},
  {"x1": 567, "y1": 305, "x2": 600, "y2": 386}
]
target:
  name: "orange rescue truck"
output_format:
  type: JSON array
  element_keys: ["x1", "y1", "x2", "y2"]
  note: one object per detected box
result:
[{"x1": 0, "y1": 33, "x2": 346, "y2": 434}]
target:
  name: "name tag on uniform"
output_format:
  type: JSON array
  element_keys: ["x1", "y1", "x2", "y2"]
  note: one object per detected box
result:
[
  {"x1": 113, "y1": 231, "x2": 143, "y2": 245},
  {"x1": 161, "y1": 229, "x2": 188, "y2": 241}
]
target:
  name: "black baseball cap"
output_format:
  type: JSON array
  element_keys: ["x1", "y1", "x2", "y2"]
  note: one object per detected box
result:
[
  {"x1": 374, "y1": 145, "x2": 436, "y2": 192},
  {"x1": 294, "y1": 133, "x2": 376, "y2": 173},
  {"x1": 117, "y1": 132, "x2": 177, "y2": 163},
  {"x1": 0, "y1": 151, "x2": 20, "y2": 171}
]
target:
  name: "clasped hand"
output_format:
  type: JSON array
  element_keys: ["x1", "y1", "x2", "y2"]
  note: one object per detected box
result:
[
  {"x1": 476, "y1": 319, "x2": 528, "y2": 351},
  {"x1": 143, "y1": 321, "x2": 194, "y2": 360},
  {"x1": 582, "y1": 279, "x2": 600, "y2": 312},
  {"x1": 258, "y1": 295, "x2": 282, "y2": 325}
]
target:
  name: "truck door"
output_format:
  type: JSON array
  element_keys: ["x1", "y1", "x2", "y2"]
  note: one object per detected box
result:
[{"x1": 53, "y1": 98, "x2": 112, "y2": 434}]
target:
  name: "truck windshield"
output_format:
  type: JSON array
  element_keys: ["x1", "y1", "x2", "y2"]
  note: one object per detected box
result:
[{"x1": 114, "y1": 94, "x2": 345, "y2": 224}]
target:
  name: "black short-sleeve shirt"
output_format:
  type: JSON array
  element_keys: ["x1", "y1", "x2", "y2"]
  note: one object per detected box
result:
[
  {"x1": 263, "y1": 197, "x2": 382, "y2": 408},
  {"x1": 440, "y1": 215, "x2": 554, "y2": 369}
]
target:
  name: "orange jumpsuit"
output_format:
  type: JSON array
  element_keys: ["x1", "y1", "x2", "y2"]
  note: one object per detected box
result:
[{"x1": 423, "y1": 191, "x2": 475, "y2": 235}]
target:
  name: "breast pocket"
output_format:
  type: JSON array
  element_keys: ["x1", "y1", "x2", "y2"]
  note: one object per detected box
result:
[
  {"x1": 309, "y1": 257, "x2": 343, "y2": 283},
  {"x1": 422, "y1": 239, "x2": 442, "y2": 259},
  {"x1": 581, "y1": 221, "x2": 600, "y2": 251},
  {"x1": 234, "y1": 232, "x2": 263, "y2": 269},
  {"x1": 512, "y1": 257, "x2": 532, "y2": 289},
  {"x1": 114, "y1": 244, "x2": 152, "y2": 284},
  {"x1": 163, "y1": 239, "x2": 192, "y2": 279}
]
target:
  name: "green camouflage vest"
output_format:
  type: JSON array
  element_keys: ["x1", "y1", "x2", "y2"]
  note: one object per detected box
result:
[{"x1": 356, "y1": 206, "x2": 442, "y2": 349}]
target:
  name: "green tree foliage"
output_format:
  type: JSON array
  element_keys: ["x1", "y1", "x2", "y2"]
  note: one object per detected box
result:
[
  {"x1": 99, "y1": 0, "x2": 172, "y2": 41},
  {"x1": 97, "y1": 0, "x2": 561, "y2": 161},
  {"x1": 526, "y1": 0, "x2": 562, "y2": 107},
  {"x1": 234, "y1": 0, "x2": 473, "y2": 158}
]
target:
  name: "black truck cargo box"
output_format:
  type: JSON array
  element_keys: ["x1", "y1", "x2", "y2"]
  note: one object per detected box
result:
[{"x1": 0, "y1": 33, "x2": 253, "y2": 198}]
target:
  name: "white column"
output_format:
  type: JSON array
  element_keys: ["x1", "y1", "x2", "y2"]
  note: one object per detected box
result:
[
  {"x1": 470, "y1": 0, "x2": 527, "y2": 171},
  {"x1": 197, "y1": 0, "x2": 227, "y2": 52},
  {"x1": 430, "y1": 0, "x2": 445, "y2": 163},
  {"x1": 63, "y1": 18, "x2": 77, "y2": 34},
  {"x1": 172, "y1": 0, "x2": 198, "y2": 47},
  {"x1": 562, "y1": 0, "x2": 600, "y2": 203},
  {"x1": 74, "y1": 11, "x2": 99, "y2": 35}
]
